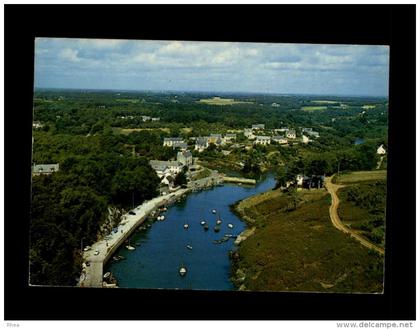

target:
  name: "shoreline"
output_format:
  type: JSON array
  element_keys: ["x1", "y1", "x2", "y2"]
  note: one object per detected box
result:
[
  {"x1": 78, "y1": 188, "x2": 191, "y2": 288},
  {"x1": 78, "y1": 171, "x2": 226, "y2": 288}
]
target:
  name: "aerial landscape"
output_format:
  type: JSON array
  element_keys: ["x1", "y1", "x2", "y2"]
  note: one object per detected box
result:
[{"x1": 30, "y1": 38, "x2": 389, "y2": 293}]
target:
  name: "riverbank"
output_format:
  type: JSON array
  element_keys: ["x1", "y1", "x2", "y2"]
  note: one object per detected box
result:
[
  {"x1": 78, "y1": 188, "x2": 190, "y2": 287},
  {"x1": 231, "y1": 187, "x2": 384, "y2": 293},
  {"x1": 78, "y1": 170, "x2": 236, "y2": 288}
]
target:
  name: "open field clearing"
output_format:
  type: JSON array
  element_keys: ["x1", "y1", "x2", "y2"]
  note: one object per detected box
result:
[
  {"x1": 197, "y1": 97, "x2": 254, "y2": 106},
  {"x1": 362, "y1": 105, "x2": 377, "y2": 109},
  {"x1": 180, "y1": 127, "x2": 193, "y2": 134},
  {"x1": 333, "y1": 170, "x2": 386, "y2": 184},
  {"x1": 311, "y1": 100, "x2": 339, "y2": 104},
  {"x1": 301, "y1": 106, "x2": 328, "y2": 111}
]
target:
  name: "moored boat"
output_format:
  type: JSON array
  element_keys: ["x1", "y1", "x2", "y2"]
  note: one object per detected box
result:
[
  {"x1": 186, "y1": 244, "x2": 193, "y2": 250},
  {"x1": 179, "y1": 265, "x2": 187, "y2": 276},
  {"x1": 227, "y1": 223, "x2": 234, "y2": 229}
]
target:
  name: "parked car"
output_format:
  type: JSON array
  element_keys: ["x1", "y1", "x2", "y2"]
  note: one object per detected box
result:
[
  {"x1": 83, "y1": 246, "x2": 91, "y2": 251},
  {"x1": 86, "y1": 261, "x2": 90, "y2": 267},
  {"x1": 94, "y1": 250, "x2": 100, "y2": 256},
  {"x1": 129, "y1": 211, "x2": 136, "y2": 215}
]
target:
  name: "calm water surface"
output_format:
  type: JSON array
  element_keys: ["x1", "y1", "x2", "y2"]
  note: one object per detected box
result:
[{"x1": 105, "y1": 174, "x2": 275, "y2": 291}]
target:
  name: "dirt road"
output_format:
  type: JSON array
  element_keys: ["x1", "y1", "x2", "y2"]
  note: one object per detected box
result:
[{"x1": 325, "y1": 177, "x2": 385, "y2": 255}]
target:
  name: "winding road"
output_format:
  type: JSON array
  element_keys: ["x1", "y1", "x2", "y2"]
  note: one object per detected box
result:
[{"x1": 325, "y1": 176, "x2": 385, "y2": 255}]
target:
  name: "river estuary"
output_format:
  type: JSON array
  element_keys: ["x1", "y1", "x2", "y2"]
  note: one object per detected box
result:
[{"x1": 105, "y1": 174, "x2": 275, "y2": 290}]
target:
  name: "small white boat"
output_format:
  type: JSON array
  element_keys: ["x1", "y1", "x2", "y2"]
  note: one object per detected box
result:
[
  {"x1": 228, "y1": 223, "x2": 234, "y2": 229},
  {"x1": 179, "y1": 266, "x2": 187, "y2": 276},
  {"x1": 216, "y1": 219, "x2": 222, "y2": 225},
  {"x1": 161, "y1": 215, "x2": 165, "y2": 220},
  {"x1": 200, "y1": 220, "x2": 206, "y2": 225},
  {"x1": 183, "y1": 224, "x2": 189, "y2": 229},
  {"x1": 212, "y1": 209, "x2": 217, "y2": 214},
  {"x1": 186, "y1": 244, "x2": 193, "y2": 250},
  {"x1": 103, "y1": 272, "x2": 111, "y2": 279},
  {"x1": 126, "y1": 245, "x2": 135, "y2": 250}
]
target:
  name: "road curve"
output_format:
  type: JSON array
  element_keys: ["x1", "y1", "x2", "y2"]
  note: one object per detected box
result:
[{"x1": 325, "y1": 176, "x2": 385, "y2": 256}]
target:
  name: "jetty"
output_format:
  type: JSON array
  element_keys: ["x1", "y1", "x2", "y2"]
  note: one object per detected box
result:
[
  {"x1": 78, "y1": 188, "x2": 190, "y2": 288},
  {"x1": 222, "y1": 176, "x2": 256, "y2": 185}
]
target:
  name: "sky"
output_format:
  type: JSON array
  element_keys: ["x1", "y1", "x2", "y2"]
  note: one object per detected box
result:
[{"x1": 34, "y1": 38, "x2": 390, "y2": 97}]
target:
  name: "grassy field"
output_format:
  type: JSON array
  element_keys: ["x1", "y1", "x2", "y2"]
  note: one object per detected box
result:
[
  {"x1": 362, "y1": 105, "x2": 377, "y2": 109},
  {"x1": 231, "y1": 188, "x2": 384, "y2": 293},
  {"x1": 197, "y1": 97, "x2": 254, "y2": 106},
  {"x1": 180, "y1": 127, "x2": 193, "y2": 134},
  {"x1": 311, "y1": 100, "x2": 339, "y2": 104},
  {"x1": 300, "y1": 106, "x2": 328, "y2": 111},
  {"x1": 333, "y1": 171, "x2": 387, "y2": 184}
]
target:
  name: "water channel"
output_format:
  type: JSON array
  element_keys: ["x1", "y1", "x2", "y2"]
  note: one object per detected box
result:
[{"x1": 105, "y1": 174, "x2": 276, "y2": 290}]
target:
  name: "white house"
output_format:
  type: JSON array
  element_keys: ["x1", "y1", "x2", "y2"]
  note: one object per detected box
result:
[
  {"x1": 177, "y1": 150, "x2": 193, "y2": 166},
  {"x1": 151, "y1": 117, "x2": 160, "y2": 122},
  {"x1": 301, "y1": 135, "x2": 310, "y2": 144},
  {"x1": 252, "y1": 124, "x2": 265, "y2": 130},
  {"x1": 286, "y1": 129, "x2": 296, "y2": 139},
  {"x1": 208, "y1": 134, "x2": 223, "y2": 145},
  {"x1": 223, "y1": 134, "x2": 236, "y2": 143},
  {"x1": 141, "y1": 116, "x2": 151, "y2": 122},
  {"x1": 149, "y1": 160, "x2": 183, "y2": 178},
  {"x1": 195, "y1": 137, "x2": 209, "y2": 152},
  {"x1": 271, "y1": 136, "x2": 288, "y2": 144},
  {"x1": 254, "y1": 136, "x2": 271, "y2": 145},
  {"x1": 296, "y1": 174, "x2": 304, "y2": 186},
  {"x1": 163, "y1": 137, "x2": 185, "y2": 148},
  {"x1": 32, "y1": 163, "x2": 59, "y2": 176},
  {"x1": 377, "y1": 144, "x2": 387, "y2": 155},
  {"x1": 244, "y1": 128, "x2": 255, "y2": 140}
]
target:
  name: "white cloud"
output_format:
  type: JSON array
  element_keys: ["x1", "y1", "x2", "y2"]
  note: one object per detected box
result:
[{"x1": 59, "y1": 48, "x2": 81, "y2": 62}]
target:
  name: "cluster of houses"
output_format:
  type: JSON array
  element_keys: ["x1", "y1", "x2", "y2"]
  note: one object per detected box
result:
[
  {"x1": 193, "y1": 134, "x2": 237, "y2": 152},
  {"x1": 149, "y1": 150, "x2": 193, "y2": 190},
  {"x1": 243, "y1": 124, "x2": 319, "y2": 146},
  {"x1": 163, "y1": 134, "x2": 237, "y2": 153}
]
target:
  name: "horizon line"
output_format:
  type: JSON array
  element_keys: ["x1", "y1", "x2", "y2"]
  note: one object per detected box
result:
[{"x1": 34, "y1": 87, "x2": 389, "y2": 99}]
